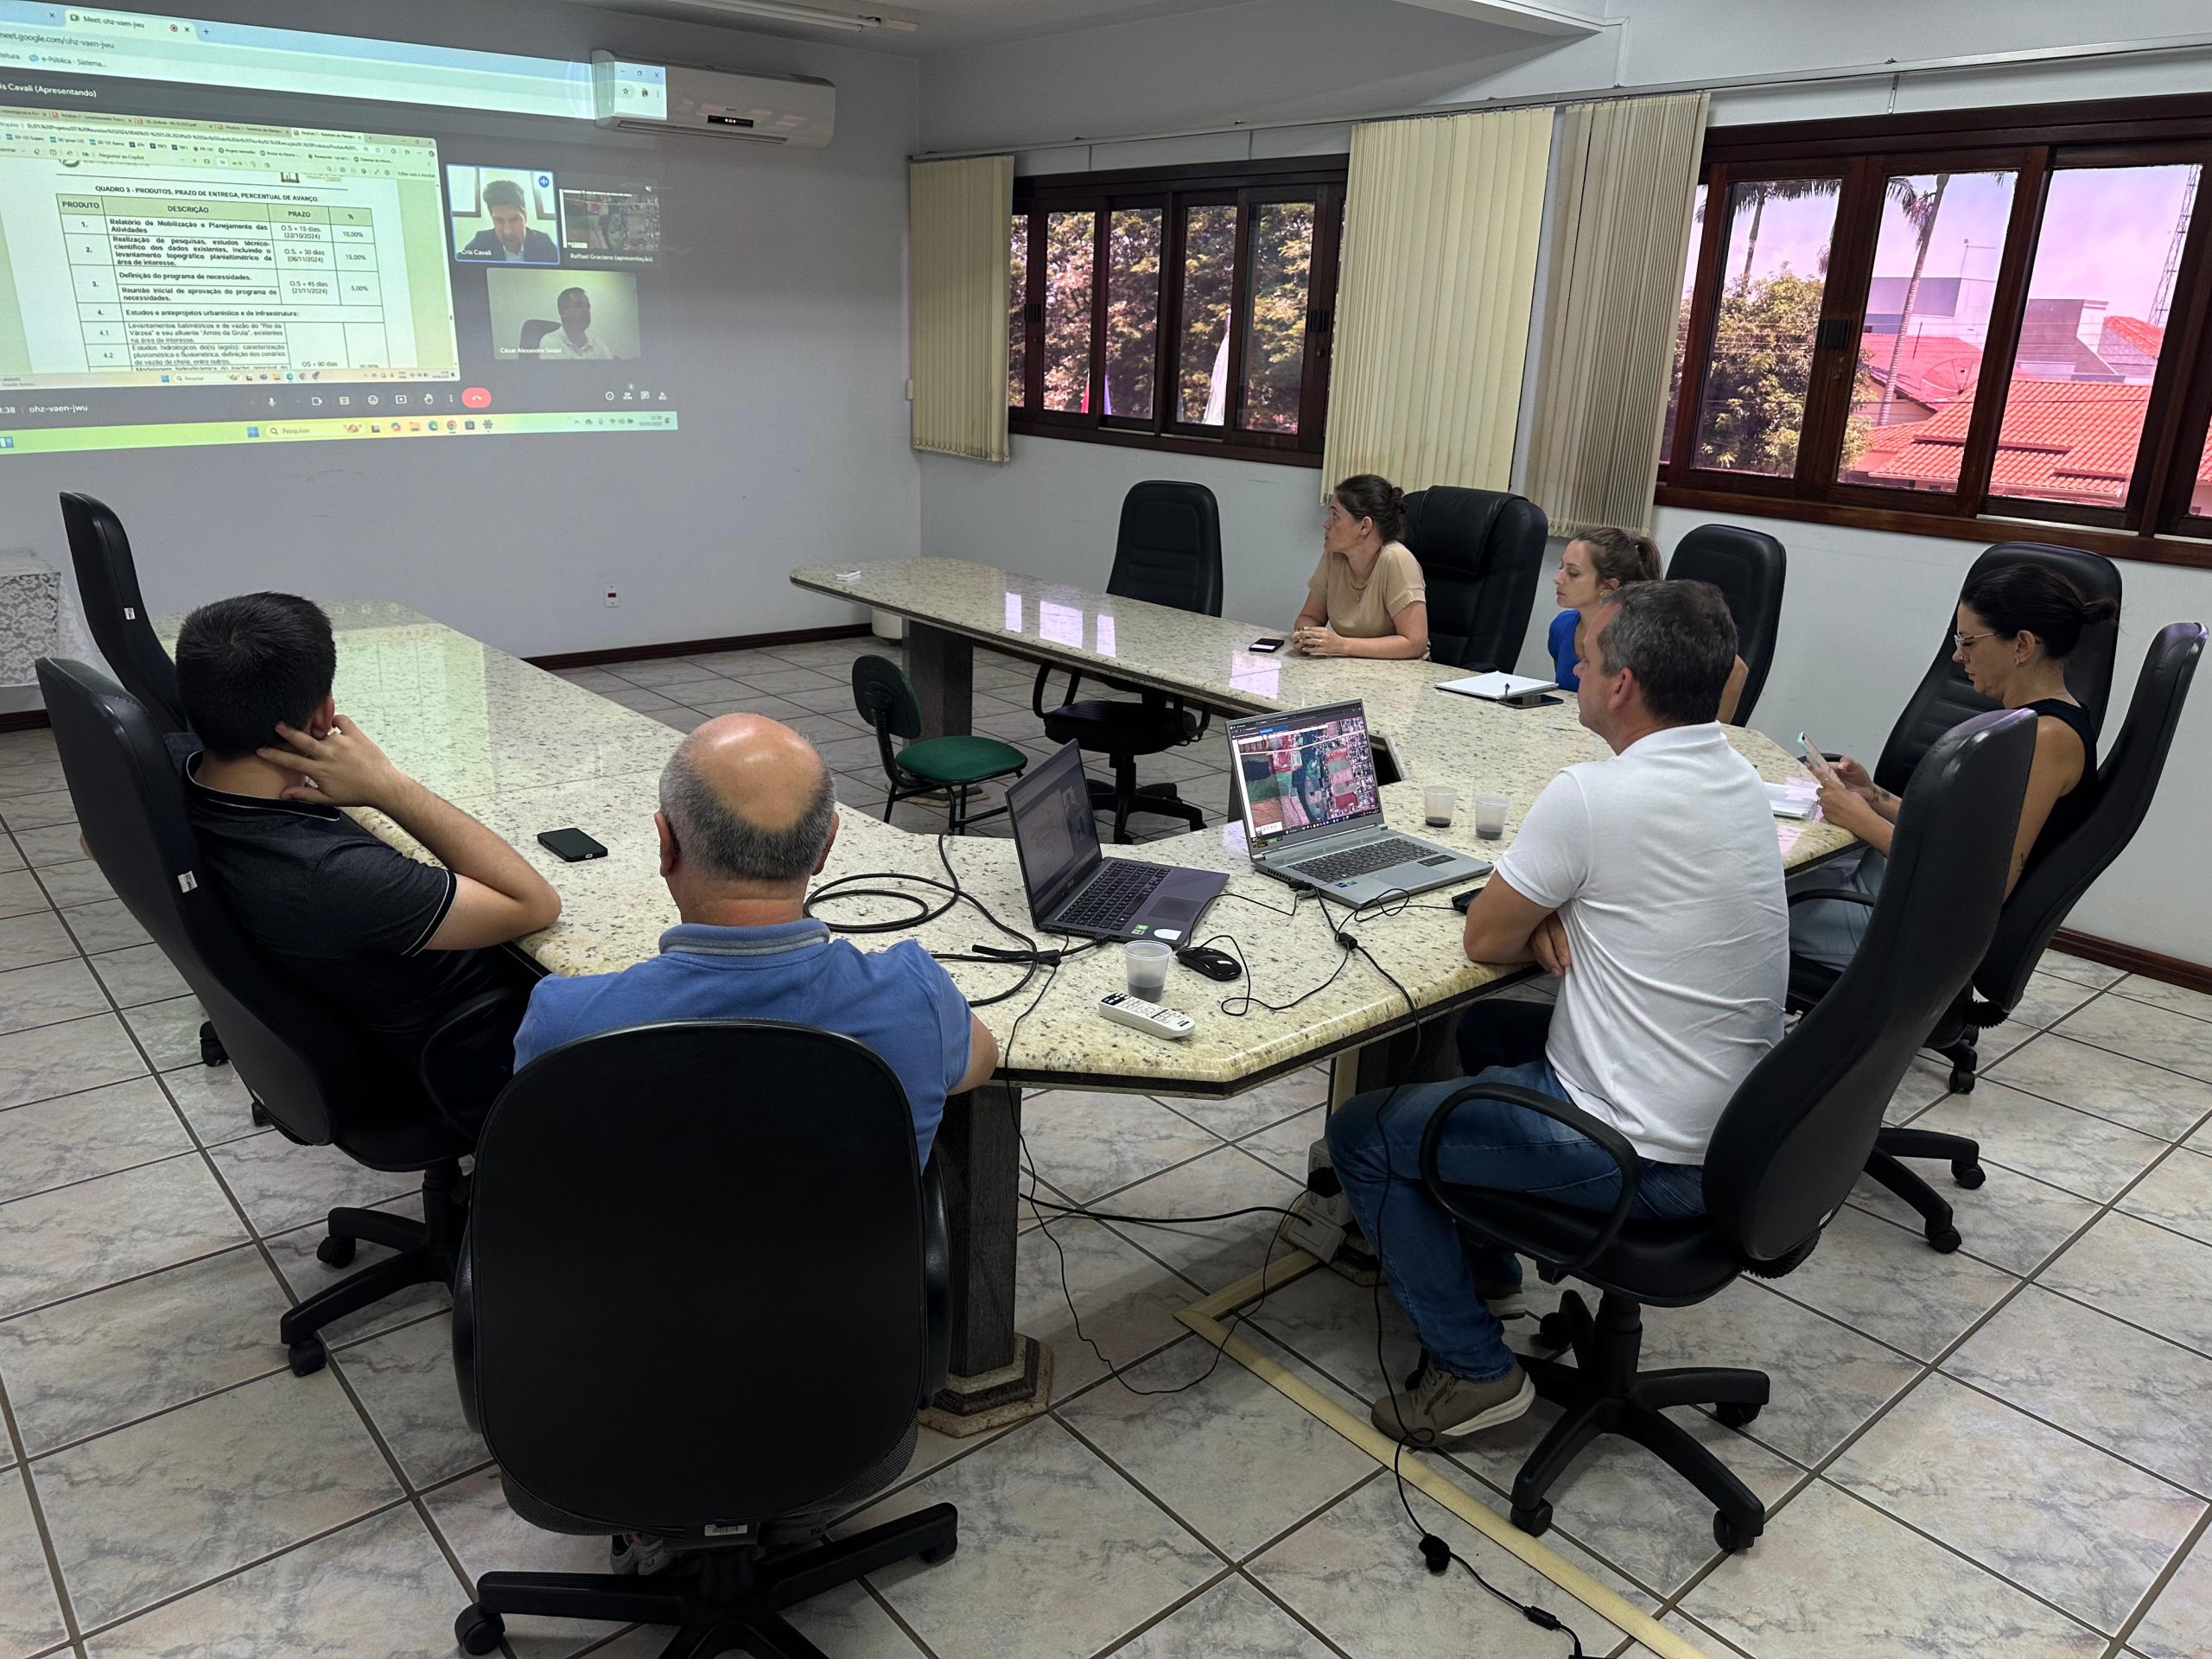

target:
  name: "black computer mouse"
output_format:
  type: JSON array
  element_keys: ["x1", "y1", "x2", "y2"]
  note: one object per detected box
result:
[{"x1": 1176, "y1": 944, "x2": 1243, "y2": 982}]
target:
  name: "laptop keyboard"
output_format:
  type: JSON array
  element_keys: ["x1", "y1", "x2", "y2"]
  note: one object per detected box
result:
[
  {"x1": 1288, "y1": 837, "x2": 1440, "y2": 885},
  {"x1": 1058, "y1": 861, "x2": 1170, "y2": 930}
]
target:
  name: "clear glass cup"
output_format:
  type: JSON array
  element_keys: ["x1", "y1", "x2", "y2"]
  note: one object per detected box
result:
[
  {"x1": 1423, "y1": 785, "x2": 1458, "y2": 827},
  {"x1": 1125, "y1": 938, "x2": 1173, "y2": 1001},
  {"x1": 1473, "y1": 793, "x2": 1510, "y2": 839}
]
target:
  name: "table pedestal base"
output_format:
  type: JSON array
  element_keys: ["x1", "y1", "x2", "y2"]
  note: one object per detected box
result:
[{"x1": 920, "y1": 1335, "x2": 1054, "y2": 1437}]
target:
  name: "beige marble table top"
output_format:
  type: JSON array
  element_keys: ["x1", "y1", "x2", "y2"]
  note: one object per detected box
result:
[{"x1": 171, "y1": 593, "x2": 1850, "y2": 1095}]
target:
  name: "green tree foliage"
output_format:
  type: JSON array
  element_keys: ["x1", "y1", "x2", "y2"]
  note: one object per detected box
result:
[
  {"x1": 1103, "y1": 208, "x2": 1160, "y2": 419},
  {"x1": 1243, "y1": 204, "x2": 1313, "y2": 432},
  {"x1": 1693, "y1": 269, "x2": 1826, "y2": 474},
  {"x1": 1042, "y1": 210, "x2": 1092, "y2": 411},
  {"x1": 1178, "y1": 207, "x2": 1236, "y2": 422}
]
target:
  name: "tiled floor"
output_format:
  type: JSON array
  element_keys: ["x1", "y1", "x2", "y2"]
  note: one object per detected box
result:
[{"x1": 1, "y1": 637, "x2": 2209, "y2": 1656}]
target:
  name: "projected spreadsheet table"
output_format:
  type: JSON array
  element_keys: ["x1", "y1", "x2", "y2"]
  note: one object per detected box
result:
[{"x1": 60, "y1": 194, "x2": 400, "y2": 374}]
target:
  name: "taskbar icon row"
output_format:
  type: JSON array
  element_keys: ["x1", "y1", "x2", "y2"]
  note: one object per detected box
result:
[{"x1": 0, "y1": 410, "x2": 678, "y2": 454}]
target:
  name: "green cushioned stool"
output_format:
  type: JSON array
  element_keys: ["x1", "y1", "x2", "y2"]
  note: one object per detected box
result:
[{"x1": 851, "y1": 654, "x2": 1026, "y2": 833}]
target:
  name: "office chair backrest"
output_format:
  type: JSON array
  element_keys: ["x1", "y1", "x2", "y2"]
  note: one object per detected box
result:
[
  {"x1": 37, "y1": 658, "x2": 388, "y2": 1148},
  {"x1": 1667, "y1": 524, "x2": 1786, "y2": 725},
  {"x1": 462, "y1": 1020, "x2": 929, "y2": 1529},
  {"x1": 58, "y1": 493, "x2": 188, "y2": 732},
  {"x1": 1108, "y1": 481, "x2": 1222, "y2": 616},
  {"x1": 851, "y1": 654, "x2": 921, "y2": 741},
  {"x1": 1399, "y1": 486, "x2": 1548, "y2": 671},
  {"x1": 1707, "y1": 709, "x2": 2037, "y2": 1262},
  {"x1": 519, "y1": 320, "x2": 559, "y2": 351},
  {"x1": 1873, "y1": 543, "x2": 2121, "y2": 797},
  {"x1": 1973, "y1": 620, "x2": 2204, "y2": 1014}
]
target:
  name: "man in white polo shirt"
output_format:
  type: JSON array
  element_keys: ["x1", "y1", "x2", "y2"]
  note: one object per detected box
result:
[{"x1": 1328, "y1": 579, "x2": 1788, "y2": 1448}]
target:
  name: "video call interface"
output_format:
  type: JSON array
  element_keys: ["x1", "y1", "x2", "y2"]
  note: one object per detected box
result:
[
  {"x1": 0, "y1": 11, "x2": 677, "y2": 455},
  {"x1": 1233, "y1": 709, "x2": 1382, "y2": 840}
]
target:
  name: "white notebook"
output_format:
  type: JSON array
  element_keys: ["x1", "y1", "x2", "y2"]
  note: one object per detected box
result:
[
  {"x1": 1436, "y1": 671, "x2": 1560, "y2": 702},
  {"x1": 1765, "y1": 780, "x2": 1819, "y2": 820}
]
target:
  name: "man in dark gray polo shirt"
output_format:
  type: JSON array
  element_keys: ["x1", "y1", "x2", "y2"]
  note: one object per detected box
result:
[{"x1": 175, "y1": 593, "x2": 561, "y2": 1114}]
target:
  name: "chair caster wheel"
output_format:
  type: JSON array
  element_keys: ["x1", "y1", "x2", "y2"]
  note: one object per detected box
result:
[
  {"x1": 199, "y1": 1021, "x2": 228, "y2": 1067},
  {"x1": 286, "y1": 1336, "x2": 327, "y2": 1376},
  {"x1": 920, "y1": 1539, "x2": 958, "y2": 1565},
  {"x1": 1715, "y1": 1402, "x2": 1761, "y2": 1428},
  {"x1": 1713, "y1": 1511, "x2": 1761, "y2": 1553},
  {"x1": 1926, "y1": 1224, "x2": 1961, "y2": 1254},
  {"x1": 1534, "y1": 1313, "x2": 1574, "y2": 1352},
  {"x1": 315, "y1": 1235, "x2": 357, "y2": 1268},
  {"x1": 1951, "y1": 1160, "x2": 1986, "y2": 1190},
  {"x1": 455, "y1": 1606, "x2": 505, "y2": 1655},
  {"x1": 1949, "y1": 1067, "x2": 1976, "y2": 1094},
  {"x1": 1510, "y1": 1500, "x2": 1552, "y2": 1538},
  {"x1": 250, "y1": 1099, "x2": 270, "y2": 1127}
]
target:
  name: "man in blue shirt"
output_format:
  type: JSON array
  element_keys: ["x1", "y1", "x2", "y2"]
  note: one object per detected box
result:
[{"x1": 513, "y1": 715, "x2": 996, "y2": 1160}]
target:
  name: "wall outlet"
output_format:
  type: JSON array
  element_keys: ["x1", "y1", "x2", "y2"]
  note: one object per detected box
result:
[{"x1": 603, "y1": 587, "x2": 620, "y2": 607}]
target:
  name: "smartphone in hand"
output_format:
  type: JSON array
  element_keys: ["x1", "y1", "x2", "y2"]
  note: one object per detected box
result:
[{"x1": 1796, "y1": 734, "x2": 1840, "y2": 787}]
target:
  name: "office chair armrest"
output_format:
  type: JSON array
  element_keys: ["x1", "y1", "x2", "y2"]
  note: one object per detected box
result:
[
  {"x1": 1785, "y1": 887, "x2": 1876, "y2": 911},
  {"x1": 416, "y1": 988, "x2": 525, "y2": 1139},
  {"x1": 919, "y1": 1158, "x2": 952, "y2": 1402},
  {"x1": 1032, "y1": 663, "x2": 1084, "y2": 717},
  {"x1": 449, "y1": 1234, "x2": 483, "y2": 1436},
  {"x1": 1416, "y1": 1081, "x2": 1641, "y2": 1277}
]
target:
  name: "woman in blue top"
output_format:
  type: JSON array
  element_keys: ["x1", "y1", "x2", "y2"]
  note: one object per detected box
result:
[{"x1": 1545, "y1": 527, "x2": 1746, "y2": 720}]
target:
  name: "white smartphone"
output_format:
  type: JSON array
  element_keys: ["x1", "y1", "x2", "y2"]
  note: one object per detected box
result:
[{"x1": 1796, "y1": 733, "x2": 1840, "y2": 785}]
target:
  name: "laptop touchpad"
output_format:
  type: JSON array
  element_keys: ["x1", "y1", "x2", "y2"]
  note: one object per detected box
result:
[{"x1": 1150, "y1": 893, "x2": 1203, "y2": 926}]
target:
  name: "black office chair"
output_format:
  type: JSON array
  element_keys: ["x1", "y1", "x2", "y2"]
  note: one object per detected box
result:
[
  {"x1": 852, "y1": 655, "x2": 1025, "y2": 833},
  {"x1": 519, "y1": 320, "x2": 559, "y2": 352},
  {"x1": 39, "y1": 658, "x2": 513, "y2": 1377},
  {"x1": 1398, "y1": 486, "x2": 1548, "y2": 671},
  {"x1": 451, "y1": 1021, "x2": 957, "y2": 1658},
  {"x1": 1872, "y1": 543, "x2": 2122, "y2": 799},
  {"x1": 1033, "y1": 480, "x2": 1222, "y2": 842},
  {"x1": 1667, "y1": 524, "x2": 1786, "y2": 725},
  {"x1": 59, "y1": 493, "x2": 235, "y2": 1069},
  {"x1": 1792, "y1": 621, "x2": 2205, "y2": 1249},
  {"x1": 59, "y1": 492, "x2": 188, "y2": 732},
  {"x1": 1421, "y1": 709, "x2": 2037, "y2": 1552}
]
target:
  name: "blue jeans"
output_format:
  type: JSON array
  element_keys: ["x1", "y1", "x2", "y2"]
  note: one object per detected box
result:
[{"x1": 1326, "y1": 1058, "x2": 1708, "y2": 1382}]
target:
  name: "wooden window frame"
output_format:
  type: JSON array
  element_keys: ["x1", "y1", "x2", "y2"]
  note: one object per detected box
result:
[
  {"x1": 1009, "y1": 157, "x2": 1347, "y2": 469},
  {"x1": 1660, "y1": 91, "x2": 2212, "y2": 570}
]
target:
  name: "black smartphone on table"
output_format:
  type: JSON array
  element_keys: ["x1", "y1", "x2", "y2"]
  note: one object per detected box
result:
[
  {"x1": 1249, "y1": 637, "x2": 1286, "y2": 653},
  {"x1": 537, "y1": 828, "x2": 608, "y2": 862}
]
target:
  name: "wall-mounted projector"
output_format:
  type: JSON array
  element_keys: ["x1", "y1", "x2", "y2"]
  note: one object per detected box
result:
[{"x1": 593, "y1": 52, "x2": 835, "y2": 147}]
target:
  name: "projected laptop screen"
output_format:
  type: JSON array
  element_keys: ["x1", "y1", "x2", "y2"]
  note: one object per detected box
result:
[{"x1": 1228, "y1": 702, "x2": 1383, "y2": 845}]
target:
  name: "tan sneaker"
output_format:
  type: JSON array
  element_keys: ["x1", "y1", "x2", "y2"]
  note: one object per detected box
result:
[{"x1": 1370, "y1": 1361, "x2": 1535, "y2": 1449}]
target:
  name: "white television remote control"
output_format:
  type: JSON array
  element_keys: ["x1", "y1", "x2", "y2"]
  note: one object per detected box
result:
[{"x1": 1098, "y1": 992, "x2": 1195, "y2": 1040}]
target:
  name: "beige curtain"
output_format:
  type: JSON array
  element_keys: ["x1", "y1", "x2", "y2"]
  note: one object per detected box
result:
[
  {"x1": 1323, "y1": 107, "x2": 1553, "y2": 495},
  {"x1": 1523, "y1": 92, "x2": 1709, "y2": 537},
  {"x1": 909, "y1": 156, "x2": 1013, "y2": 462}
]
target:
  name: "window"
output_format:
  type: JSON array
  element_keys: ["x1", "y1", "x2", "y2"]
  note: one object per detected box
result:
[
  {"x1": 1009, "y1": 159, "x2": 1347, "y2": 464},
  {"x1": 1661, "y1": 92, "x2": 2212, "y2": 562}
]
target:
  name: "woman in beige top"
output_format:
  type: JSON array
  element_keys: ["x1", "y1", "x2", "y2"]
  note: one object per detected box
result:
[{"x1": 1292, "y1": 474, "x2": 1429, "y2": 660}]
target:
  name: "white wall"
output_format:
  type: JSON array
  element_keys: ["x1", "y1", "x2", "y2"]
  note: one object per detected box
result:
[
  {"x1": 914, "y1": 0, "x2": 2212, "y2": 965},
  {"x1": 0, "y1": 0, "x2": 918, "y2": 660}
]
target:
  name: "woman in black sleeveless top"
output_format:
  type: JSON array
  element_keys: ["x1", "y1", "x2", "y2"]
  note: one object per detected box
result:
[{"x1": 1791, "y1": 564, "x2": 2115, "y2": 971}]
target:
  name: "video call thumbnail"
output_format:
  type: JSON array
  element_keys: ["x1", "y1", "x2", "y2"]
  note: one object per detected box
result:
[
  {"x1": 448, "y1": 164, "x2": 562, "y2": 264},
  {"x1": 486, "y1": 268, "x2": 640, "y2": 360},
  {"x1": 560, "y1": 186, "x2": 659, "y2": 264}
]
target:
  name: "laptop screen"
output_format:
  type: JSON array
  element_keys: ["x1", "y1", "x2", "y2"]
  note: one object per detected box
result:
[
  {"x1": 1006, "y1": 741, "x2": 1102, "y2": 917},
  {"x1": 1227, "y1": 701, "x2": 1384, "y2": 848}
]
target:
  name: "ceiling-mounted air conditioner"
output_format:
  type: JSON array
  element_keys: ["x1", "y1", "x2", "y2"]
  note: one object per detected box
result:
[{"x1": 593, "y1": 52, "x2": 835, "y2": 148}]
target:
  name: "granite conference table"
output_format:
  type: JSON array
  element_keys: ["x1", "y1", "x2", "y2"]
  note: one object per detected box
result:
[{"x1": 239, "y1": 594, "x2": 1847, "y2": 1433}]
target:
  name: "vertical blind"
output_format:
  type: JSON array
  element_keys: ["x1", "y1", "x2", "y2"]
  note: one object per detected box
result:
[
  {"x1": 1524, "y1": 93, "x2": 1709, "y2": 537},
  {"x1": 1322, "y1": 107, "x2": 1553, "y2": 495},
  {"x1": 910, "y1": 156, "x2": 1014, "y2": 462}
]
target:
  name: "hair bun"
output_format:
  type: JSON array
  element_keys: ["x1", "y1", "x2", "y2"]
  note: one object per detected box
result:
[{"x1": 2082, "y1": 595, "x2": 2120, "y2": 624}]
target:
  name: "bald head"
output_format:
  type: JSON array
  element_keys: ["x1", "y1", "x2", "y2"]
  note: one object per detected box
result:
[{"x1": 658, "y1": 715, "x2": 836, "y2": 891}]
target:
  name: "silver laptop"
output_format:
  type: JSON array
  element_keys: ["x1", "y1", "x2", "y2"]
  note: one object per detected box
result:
[
  {"x1": 1227, "y1": 700, "x2": 1491, "y2": 905},
  {"x1": 1007, "y1": 742, "x2": 1227, "y2": 942}
]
